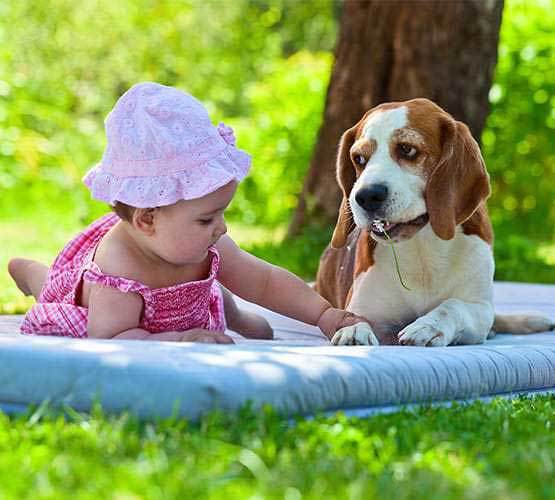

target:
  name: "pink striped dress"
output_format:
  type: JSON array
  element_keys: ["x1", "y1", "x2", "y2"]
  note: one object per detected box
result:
[{"x1": 21, "y1": 213, "x2": 226, "y2": 338}]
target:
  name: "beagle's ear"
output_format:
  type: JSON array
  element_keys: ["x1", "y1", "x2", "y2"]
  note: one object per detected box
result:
[
  {"x1": 426, "y1": 117, "x2": 491, "y2": 240},
  {"x1": 331, "y1": 126, "x2": 358, "y2": 248}
]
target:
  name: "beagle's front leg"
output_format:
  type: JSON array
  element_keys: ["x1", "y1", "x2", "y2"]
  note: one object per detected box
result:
[
  {"x1": 331, "y1": 322, "x2": 380, "y2": 346},
  {"x1": 397, "y1": 298, "x2": 494, "y2": 346}
]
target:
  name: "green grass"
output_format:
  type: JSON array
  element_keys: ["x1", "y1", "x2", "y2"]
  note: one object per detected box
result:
[{"x1": 0, "y1": 396, "x2": 553, "y2": 499}]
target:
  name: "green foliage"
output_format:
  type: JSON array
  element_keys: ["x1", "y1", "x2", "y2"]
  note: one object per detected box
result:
[
  {"x1": 228, "y1": 51, "x2": 331, "y2": 225},
  {"x1": 246, "y1": 224, "x2": 333, "y2": 279},
  {"x1": 1, "y1": 0, "x2": 554, "y2": 235},
  {"x1": 0, "y1": 0, "x2": 335, "y2": 225},
  {"x1": 495, "y1": 234, "x2": 555, "y2": 282},
  {"x1": 0, "y1": 0, "x2": 554, "y2": 316},
  {"x1": 0, "y1": 396, "x2": 554, "y2": 498},
  {"x1": 484, "y1": 0, "x2": 555, "y2": 242}
]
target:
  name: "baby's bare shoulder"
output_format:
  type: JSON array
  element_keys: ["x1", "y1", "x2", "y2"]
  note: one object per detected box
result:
[{"x1": 93, "y1": 226, "x2": 147, "y2": 283}]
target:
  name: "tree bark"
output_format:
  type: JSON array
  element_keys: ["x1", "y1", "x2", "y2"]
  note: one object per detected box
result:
[{"x1": 288, "y1": 0, "x2": 504, "y2": 236}]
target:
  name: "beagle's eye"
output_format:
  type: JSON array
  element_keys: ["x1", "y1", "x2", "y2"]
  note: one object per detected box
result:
[
  {"x1": 398, "y1": 143, "x2": 418, "y2": 159},
  {"x1": 353, "y1": 154, "x2": 367, "y2": 167}
]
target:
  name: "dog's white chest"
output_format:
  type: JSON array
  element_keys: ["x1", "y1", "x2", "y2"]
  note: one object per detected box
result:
[{"x1": 347, "y1": 226, "x2": 494, "y2": 334}]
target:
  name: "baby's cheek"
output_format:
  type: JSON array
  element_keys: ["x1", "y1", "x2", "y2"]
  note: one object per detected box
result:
[
  {"x1": 177, "y1": 235, "x2": 195, "y2": 251},
  {"x1": 182, "y1": 234, "x2": 206, "y2": 254}
]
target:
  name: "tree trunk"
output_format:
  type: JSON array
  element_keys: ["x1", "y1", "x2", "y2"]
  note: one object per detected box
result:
[{"x1": 288, "y1": 0, "x2": 504, "y2": 236}]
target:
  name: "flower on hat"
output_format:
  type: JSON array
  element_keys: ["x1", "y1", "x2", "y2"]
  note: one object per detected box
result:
[{"x1": 217, "y1": 122, "x2": 236, "y2": 146}]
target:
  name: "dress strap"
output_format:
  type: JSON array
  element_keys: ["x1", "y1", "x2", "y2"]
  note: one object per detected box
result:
[{"x1": 82, "y1": 261, "x2": 149, "y2": 296}]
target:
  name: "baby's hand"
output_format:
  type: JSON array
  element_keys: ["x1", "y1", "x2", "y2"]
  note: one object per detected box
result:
[
  {"x1": 178, "y1": 329, "x2": 234, "y2": 344},
  {"x1": 318, "y1": 308, "x2": 379, "y2": 346}
]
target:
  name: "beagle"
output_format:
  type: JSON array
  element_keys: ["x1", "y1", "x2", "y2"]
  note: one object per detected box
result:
[{"x1": 318, "y1": 98, "x2": 553, "y2": 346}]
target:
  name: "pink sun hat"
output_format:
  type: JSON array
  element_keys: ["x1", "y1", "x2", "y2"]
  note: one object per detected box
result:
[{"x1": 83, "y1": 82, "x2": 251, "y2": 207}]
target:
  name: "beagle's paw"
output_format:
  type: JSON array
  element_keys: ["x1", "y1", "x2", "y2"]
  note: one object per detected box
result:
[
  {"x1": 331, "y1": 322, "x2": 380, "y2": 346},
  {"x1": 398, "y1": 321, "x2": 451, "y2": 347}
]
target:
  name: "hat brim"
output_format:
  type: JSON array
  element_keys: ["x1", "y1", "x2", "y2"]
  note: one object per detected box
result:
[{"x1": 83, "y1": 146, "x2": 251, "y2": 207}]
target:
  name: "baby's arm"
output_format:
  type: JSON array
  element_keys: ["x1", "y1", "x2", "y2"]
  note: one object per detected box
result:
[
  {"x1": 216, "y1": 236, "x2": 370, "y2": 339},
  {"x1": 86, "y1": 284, "x2": 232, "y2": 343}
]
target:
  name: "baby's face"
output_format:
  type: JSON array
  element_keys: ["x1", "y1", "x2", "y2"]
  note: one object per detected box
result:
[{"x1": 152, "y1": 181, "x2": 237, "y2": 265}]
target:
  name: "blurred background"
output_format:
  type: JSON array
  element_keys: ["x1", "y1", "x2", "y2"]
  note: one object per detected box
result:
[{"x1": 0, "y1": 0, "x2": 554, "y2": 313}]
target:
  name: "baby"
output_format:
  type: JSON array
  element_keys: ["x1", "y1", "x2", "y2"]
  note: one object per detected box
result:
[{"x1": 9, "y1": 82, "x2": 376, "y2": 344}]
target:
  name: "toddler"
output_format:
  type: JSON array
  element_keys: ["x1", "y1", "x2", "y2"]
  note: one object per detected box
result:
[{"x1": 9, "y1": 82, "x2": 373, "y2": 344}]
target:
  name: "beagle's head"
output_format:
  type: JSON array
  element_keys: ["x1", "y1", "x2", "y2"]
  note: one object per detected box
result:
[{"x1": 331, "y1": 98, "x2": 491, "y2": 248}]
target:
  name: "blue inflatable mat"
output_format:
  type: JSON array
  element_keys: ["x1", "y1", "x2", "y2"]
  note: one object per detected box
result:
[{"x1": 0, "y1": 282, "x2": 554, "y2": 420}]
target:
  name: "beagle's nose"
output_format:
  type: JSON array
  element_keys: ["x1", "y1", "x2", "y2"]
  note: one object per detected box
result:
[{"x1": 355, "y1": 184, "x2": 389, "y2": 212}]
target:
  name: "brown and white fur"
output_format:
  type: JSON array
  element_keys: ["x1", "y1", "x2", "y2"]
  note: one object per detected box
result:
[{"x1": 318, "y1": 98, "x2": 553, "y2": 346}]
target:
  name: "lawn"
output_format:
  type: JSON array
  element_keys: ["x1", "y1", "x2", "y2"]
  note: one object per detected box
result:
[{"x1": 0, "y1": 396, "x2": 553, "y2": 499}]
